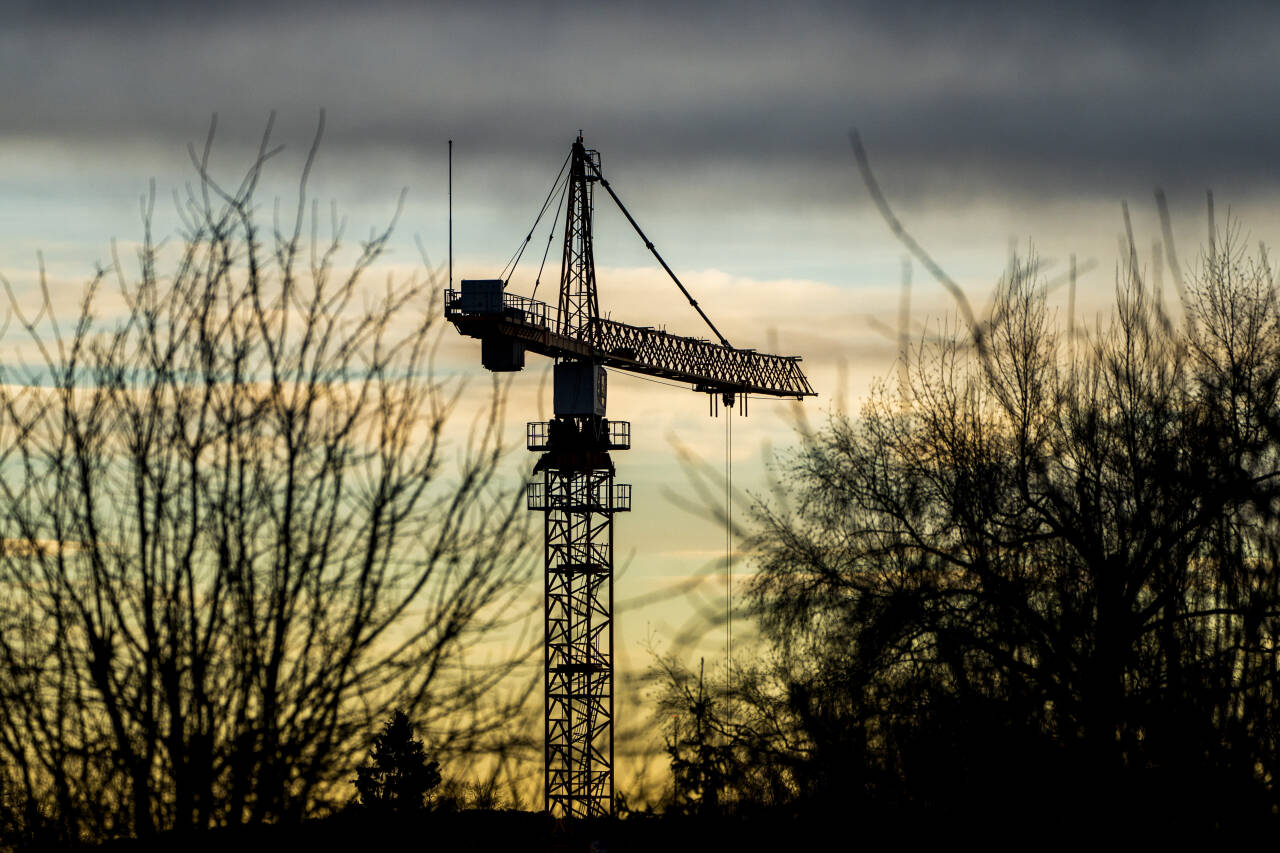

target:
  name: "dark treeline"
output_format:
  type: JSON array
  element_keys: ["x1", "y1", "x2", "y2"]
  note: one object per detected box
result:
[{"x1": 661, "y1": 232, "x2": 1280, "y2": 832}]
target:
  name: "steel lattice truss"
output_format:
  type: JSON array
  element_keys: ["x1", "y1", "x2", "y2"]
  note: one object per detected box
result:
[
  {"x1": 530, "y1": 453, "x2": 628, "y2": 819},
  {"x1": 557, "y1": 144, "x2": 600, "y2": 341},
  {"x1": 445, "y1": 290, "x2": 815, "y2": 398}
]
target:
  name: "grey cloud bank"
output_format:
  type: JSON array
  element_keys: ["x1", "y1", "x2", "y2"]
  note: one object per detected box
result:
[{"x1": 5, "y1": 1, "x2": 1280, "y2": 202}]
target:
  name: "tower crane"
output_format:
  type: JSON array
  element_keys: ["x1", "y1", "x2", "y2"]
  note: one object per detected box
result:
[{"x1": 445, "y1": 136, "x2": 815, "y2": 820}]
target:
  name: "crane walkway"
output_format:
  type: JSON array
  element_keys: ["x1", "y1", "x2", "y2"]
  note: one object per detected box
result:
[{"x1": 444, "y1": 287, "x2": 815, "y2": 399}]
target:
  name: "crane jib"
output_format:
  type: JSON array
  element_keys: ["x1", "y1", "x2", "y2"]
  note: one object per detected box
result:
[{"x1": 445, "y1": 286, "x2": 815, "y2": 399}]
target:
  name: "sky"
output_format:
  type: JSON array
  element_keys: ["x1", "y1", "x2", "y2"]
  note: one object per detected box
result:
[{"x1": 4, "y1": 0, "x2": 1279, "y2": 789}]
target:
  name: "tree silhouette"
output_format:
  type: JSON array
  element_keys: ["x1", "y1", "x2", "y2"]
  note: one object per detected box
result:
[
  {"x1": 0, "y1": 116, "x2": 536, "y2": 845},
  {"x1": 659, "y1": 659, "x2": 735, "y2": 817},
  {"x1": 664, "y1": 231, "x2": 1280, "y2": 828},
  {"x1": 354, "y1": 710, "x2": 442, "y2": 813}
]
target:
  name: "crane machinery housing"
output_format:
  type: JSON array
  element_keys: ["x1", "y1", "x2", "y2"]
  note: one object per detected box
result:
[{"x1": 445, "y1": 135, "x2": 814, "y2": 820}]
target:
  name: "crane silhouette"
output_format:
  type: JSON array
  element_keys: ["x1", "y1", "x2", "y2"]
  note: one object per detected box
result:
[{"x1": 446, "y1": 136, "x2": 815, "y2": 820}]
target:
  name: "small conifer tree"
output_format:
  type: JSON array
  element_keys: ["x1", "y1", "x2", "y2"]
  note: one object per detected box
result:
[{"x1": 353, "y1": 710, "x2": 442, "y2": 813}]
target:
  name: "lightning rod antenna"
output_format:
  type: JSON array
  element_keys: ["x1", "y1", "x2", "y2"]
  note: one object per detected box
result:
[{"x1": 448, "y1": 139, "x2": 453, "y2": 289}]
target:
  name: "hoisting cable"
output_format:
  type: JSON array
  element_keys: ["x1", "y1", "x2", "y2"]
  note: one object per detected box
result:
[
  {"x1": 725, "y1": 403, "x2": 734, "y2": 724},
  {"x1": 584, "y1": 156, "x2": 734, "y2": 349},
  {"x1": 499, "y1": 150, "x2": 572, "y2": 283},
  {"x1": 531, "y1": 164, "x2": 572, "y2": 302}
]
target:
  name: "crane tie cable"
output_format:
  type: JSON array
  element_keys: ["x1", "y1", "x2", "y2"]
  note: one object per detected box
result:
[
  {"x1": 584, "y1": 156, "x2": 733, "y2": 350},
  {"x1": 531, "y1": 167, "x2": 571, "y2": 302},
  {"x1": 499, "y1": 150, "x2": 572, "y2": 283}
]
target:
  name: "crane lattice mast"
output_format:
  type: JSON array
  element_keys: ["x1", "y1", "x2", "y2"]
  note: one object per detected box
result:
[{"x1": 445, "y1": 135, "x2": 814, "y2": 821}]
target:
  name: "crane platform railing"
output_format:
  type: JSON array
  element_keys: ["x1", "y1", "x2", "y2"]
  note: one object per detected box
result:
[
  {"x1": 444, "y1": 288, "x2": 815, "y2": 399},
  {"x1": 527, "y1": 420, "x2": 631, "y2": 451},
  {"x1": 527, "y1": 481, "x2": 632, "y2": 512}
]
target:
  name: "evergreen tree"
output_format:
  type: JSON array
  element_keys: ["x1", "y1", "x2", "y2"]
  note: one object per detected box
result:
[
  {"x1": 662, "y1": 660, "x2": 737, "y2": 816},
  {"x1": 354, "y1": 710, "x2": 442, "y2": 813}
]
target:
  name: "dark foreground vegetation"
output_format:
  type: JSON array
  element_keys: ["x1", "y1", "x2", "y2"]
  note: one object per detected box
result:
[
  {"x1": 83, "y1": 809, "x2": 855, "y2": 853},
  {"x1": 660, "y1": 229, "x2": 1280, "y2": 833}
]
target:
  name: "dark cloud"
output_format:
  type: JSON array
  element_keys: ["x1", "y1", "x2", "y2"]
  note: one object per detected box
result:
[{"x1": 3, "y1": 1, "x2": 1280, "y2": 212}]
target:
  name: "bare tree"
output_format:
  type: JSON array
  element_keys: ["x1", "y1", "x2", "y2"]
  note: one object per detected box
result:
[
  {"x1": 0, "y1": 117, "x2": 536, "y2": 844},
  {"x1": 657, "y1": 231, "x2": 1280, "y2": 828}
]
